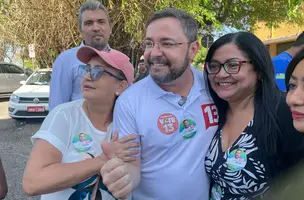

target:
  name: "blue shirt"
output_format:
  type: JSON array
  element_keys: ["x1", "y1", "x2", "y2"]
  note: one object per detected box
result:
[
  {"x1": 49, "y1": 43, "x2": 111, "y2": 111},
  {"x1": 49, "y1": 43, "x2": 84, "y2": 111},
  {"x1": 272, "y1": 52, "x2": 292, "y2": 91}
]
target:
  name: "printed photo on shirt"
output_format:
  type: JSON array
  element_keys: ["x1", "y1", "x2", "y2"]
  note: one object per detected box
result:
[
  {"x1": 210, "y1": 184, "x2": 222, "y2": 200},
  {"x1": 179, "y1": 119, "x2": 197, "y2": 139},
  {"x1": 226, "y1": 149, "x2": 247, "y2": 171},
  {"x1": 73, "y1": 133, "x2": 93, "y2": 152}
]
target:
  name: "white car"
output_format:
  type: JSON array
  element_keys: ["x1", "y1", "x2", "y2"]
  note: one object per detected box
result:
[{"x1": 8, "y1": 68, "x2": 52, "y2": 119}]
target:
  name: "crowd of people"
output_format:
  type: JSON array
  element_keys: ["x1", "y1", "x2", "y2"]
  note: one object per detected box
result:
[{"x1": 0, "y1": 0, "x2": 303, "y2": 199}]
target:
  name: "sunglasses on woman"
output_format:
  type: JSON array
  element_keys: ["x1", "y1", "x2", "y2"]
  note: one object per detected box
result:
[{"x1": 78, "y1": 64, "x2": 124, "y2": 81}]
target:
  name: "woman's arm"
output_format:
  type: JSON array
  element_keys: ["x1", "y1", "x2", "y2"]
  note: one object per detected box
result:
[
  {"x1": 22, "y1": 139, "x2": 107, "y2": 196},
  {"x1": 0, "y1": 158, "x2": 7, "y2": 199}
]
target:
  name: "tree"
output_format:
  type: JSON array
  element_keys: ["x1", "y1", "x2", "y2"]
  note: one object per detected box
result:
[{"x1": 0, "y1": 0, "x2": 303, "y2": 67}]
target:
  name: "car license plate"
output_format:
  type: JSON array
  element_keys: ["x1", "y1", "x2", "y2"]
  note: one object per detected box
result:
[{"x1": 27, "y1": 106, "x2": 45, "y2": 112}]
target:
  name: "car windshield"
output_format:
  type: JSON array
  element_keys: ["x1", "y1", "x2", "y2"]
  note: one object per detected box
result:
[{"x1": 26, "y1": 71, "x2": 52, "y2": 85}]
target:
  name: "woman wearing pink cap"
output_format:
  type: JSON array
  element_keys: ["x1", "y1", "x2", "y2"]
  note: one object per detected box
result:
[{"x1": 22, "y1": 46, "x2": 137, "y2": 200}]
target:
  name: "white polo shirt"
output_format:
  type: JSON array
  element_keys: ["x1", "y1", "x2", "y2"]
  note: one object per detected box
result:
[{"x1": 113, "y1": 67, "x2": 218, "y2": 200}]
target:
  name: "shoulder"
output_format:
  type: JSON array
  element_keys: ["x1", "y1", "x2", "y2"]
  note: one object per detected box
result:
[
  {"x1": 272, "y1": 53, "x2": 282, "y2": 60},
  {"x1": 272, "y1": 52, "x2": 292, "y2": 67},
  {"x1": 272, "y1": 52, "x2": 287, "y2": 62},
  {"x1": 192, "y1": 66, "x2": 205, "y2": 83},
  {"x1": 118, "y1": 76, "x2": 151, "y2": 101},
  {"x1": 56, "y1": 46, "x2": 81, "y2": 61},
  {"x1": 50, "y1": 99, "x2": 83, "y2": 116}
]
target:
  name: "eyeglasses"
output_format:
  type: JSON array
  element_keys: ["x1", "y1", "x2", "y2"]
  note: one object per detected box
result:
[
  {"x1": 205, "y1": 59, "x2": 252, "y2": 74},
  {"x1": 78, "y1": 64, "x2": 124, "y2": 81},
  {"x1": 141, "y1": 39, "x2": 193, "y2": 51}
]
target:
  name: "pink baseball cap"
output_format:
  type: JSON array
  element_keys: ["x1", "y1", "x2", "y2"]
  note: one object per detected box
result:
[{"x1": 77, "y1": 46, "x2": 134, "y2": 85}]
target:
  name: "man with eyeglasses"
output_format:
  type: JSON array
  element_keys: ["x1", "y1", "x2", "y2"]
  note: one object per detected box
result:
[
  {"x1": 49, "y1": 0, "x2": 112, "y2": 111},
  {"x1": 99, "y1": 8, "x2": 218, "y2": 200}
]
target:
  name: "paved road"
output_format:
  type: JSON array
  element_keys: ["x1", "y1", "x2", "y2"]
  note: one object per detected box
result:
[{"x1": 0, "y1": 98, "x2": 41, "y2": 200}]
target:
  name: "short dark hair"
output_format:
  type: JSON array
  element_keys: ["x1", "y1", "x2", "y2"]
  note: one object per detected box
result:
[
  {"x1": 78, "y1": 0, "x2": 110, "y2": 31},
  {"x1": 146, "y1": 8, "x2": 198, "y2": 42},
  {"x1": 205, "y1": 32, "x2": 281, "y2": 155},
  {"x1": 292, "y1": 32, "x2": 304, "y2": 47},
  {"x1": 285, "y1": 49, "x2": 304, "y2": 89}
]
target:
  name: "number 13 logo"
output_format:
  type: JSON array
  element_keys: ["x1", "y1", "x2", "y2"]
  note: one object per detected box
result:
[{"x1": 201, "y1": 104, "x2": 219, "y2": 129}]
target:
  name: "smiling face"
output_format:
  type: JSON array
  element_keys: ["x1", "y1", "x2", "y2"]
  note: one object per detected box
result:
[
  {"x1": 286, "y1": 59, "x2": 304, "y2": 132},
  {"x1": 79, "y1": 133, "x2": 85, "y2": 142},
  {"x1": 183, "y1": 120, "x2": 189, "y2": 128},
  {"x1": 144, "y1": 17, "x2": 197, "y2": 84},
  {"x1": 235, "y1": 150, "x2": 241, "y2": 158},
  {"x1": 80, "y1": 9, "x2": 112, "y2": 50},
  {"x1": 138, "y1": 62, "x2": 146, "y2": 73},
  {"x1": 207, "y1": 43, "x2": 258, "y2": 103}
]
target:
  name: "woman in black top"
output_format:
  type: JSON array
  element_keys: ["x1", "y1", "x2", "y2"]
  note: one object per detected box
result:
[
  {"x1": 286, "y1": 49, "x2": 304, "y2": 132},
  {"x1": 204, "y1": 32, "x2": 304, "y2": 200},
  {"x1": 265, "y1": 49, "x2": 304, "y2": 200}
]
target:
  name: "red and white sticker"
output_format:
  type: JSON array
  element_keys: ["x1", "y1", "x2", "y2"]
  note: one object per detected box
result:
[
  {"x1": 201, "y1": 104, "x2": 219, "y2": 129},
  {"x1": 157, "y1": 113, "x2": 178, "y2": 135}
]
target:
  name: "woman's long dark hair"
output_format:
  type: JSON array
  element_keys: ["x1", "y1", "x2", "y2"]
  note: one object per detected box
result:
[
  {"x1": 204, "y1": 32, "x2": 281, "y2": 156},
  {"x1": 285, "y1": 49, "x2": 304, "y2": 90}
]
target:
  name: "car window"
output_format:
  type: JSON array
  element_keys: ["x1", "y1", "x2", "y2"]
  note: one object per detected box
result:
[
  {"x1": 26, "y1": 71, "x2": 52, "y2": 85},
  {"x1": 0, "y1": 64, "x2": 9, "y2": 73},
  {"x1": 6, "y1": 64, "x2": 24, "y2": 74}
]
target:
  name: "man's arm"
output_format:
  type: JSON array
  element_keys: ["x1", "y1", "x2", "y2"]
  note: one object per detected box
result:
[
  {"x1": 49, "y1": 55, "x2": 73, "y2": 111},
  {"x1": 100, "y1": 97, "x2": 141, "y2": 199},
  {"x1": 100, "y1": 142, "x2": 140, "y2": 199}
]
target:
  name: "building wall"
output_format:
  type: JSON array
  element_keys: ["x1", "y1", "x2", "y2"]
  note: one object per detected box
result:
[
  {"x1": 254, "y1": 22, "x2": 302, "y2": 41},
  {"x1": 253, "y1": 22, "x2": 303, "y2": 57}
]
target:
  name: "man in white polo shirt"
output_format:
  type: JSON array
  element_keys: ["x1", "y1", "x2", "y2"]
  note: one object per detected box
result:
[{"x1": 99, "y1": 8, "x2": 218, "y2": 200}]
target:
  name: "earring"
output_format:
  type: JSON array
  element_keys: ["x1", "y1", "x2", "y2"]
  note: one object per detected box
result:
[{"x1": 115, "y1": 92, "x2": 119, "y2": 96}]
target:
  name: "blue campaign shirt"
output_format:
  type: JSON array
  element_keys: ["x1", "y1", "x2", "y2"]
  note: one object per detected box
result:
[
  {"x1": 49, "y1": 43, "x2": 111, "y2": 111},
  {"x1": 272, "y1": 52, "x2": 292, "y2": 91}
]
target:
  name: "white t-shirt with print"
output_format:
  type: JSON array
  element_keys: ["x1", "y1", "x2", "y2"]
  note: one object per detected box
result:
[{"x1": 31, "y1": 99, "x2": 115, "y2": 200}]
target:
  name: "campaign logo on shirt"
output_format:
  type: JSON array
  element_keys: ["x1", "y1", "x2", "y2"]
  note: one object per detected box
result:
[
  {"x1": 157, "y1": 113, "x2": 178, "y2": 135},
  {"x1": 179, "y1": 119, "x2": 197, "y2": 139},
  {"x1": 201, "y1": 104, "x2": 219, "y2": 129},
  {"x1": 226, "y1": 149, "x2": 247, "y2": 171},
  {"x1": 73, "y1": 133, "x2": 93, "y2": 152},
  {"x1": 211, "y1": 184, "x2": 222, "y2": 200}
]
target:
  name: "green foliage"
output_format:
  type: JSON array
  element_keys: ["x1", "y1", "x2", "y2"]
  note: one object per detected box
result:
[
  {"x1": 0, "y1": 0, "x2": 303, "y2": 66},
  {"x1": 192, "y1": 46, "x2": 208, "y2": 71},
  {"x1": 156, "y1": 0, "x2": 221, "y2": 29},
  {"x1": 24, "y1": 60, "x2": 34, "y2": 69}
]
